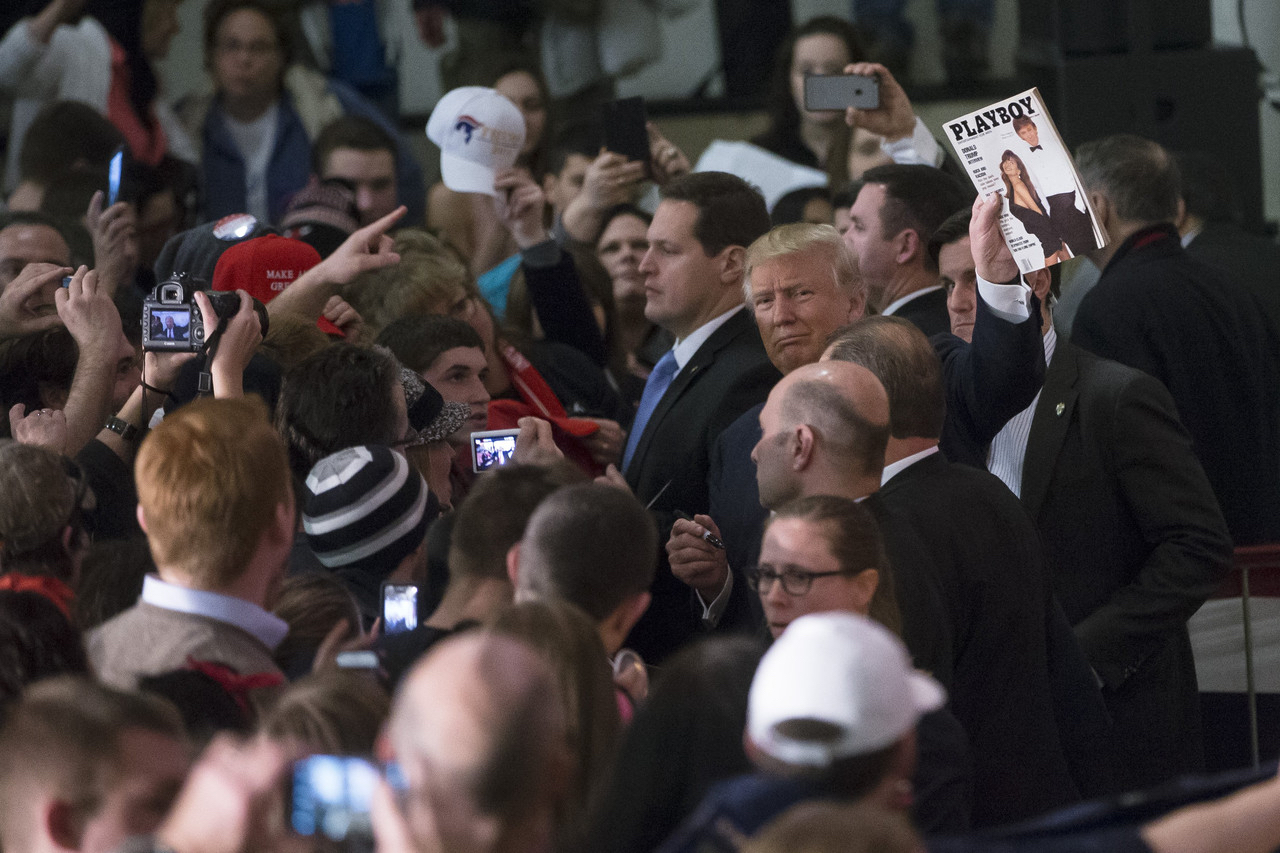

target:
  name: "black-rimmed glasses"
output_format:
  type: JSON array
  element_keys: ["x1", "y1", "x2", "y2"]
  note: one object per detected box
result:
[{"x1": 746, "y1": 566, "x2": 846, "y2": 596}]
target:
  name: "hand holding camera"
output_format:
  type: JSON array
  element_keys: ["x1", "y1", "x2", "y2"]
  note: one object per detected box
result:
[{"x1": 195, "y1": 290, "x2": 264, "y2": 399}]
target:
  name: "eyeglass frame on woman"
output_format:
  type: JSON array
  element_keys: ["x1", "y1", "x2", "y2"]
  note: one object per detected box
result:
[{"x1": 746, "y1": 565, "x2": 848, "y2": 596}]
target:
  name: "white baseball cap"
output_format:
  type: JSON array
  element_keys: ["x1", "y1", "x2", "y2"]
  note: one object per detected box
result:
[
  {"x1": 426, "y1": 87, "x2": 526, "y2": 197},
  {"x1": 748, "y1": 612, "x2": 945, "y2": 768}
]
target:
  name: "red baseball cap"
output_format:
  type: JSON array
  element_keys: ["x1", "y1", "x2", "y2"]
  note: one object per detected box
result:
[{"x1": 211, "y1": 235, "x2": 343, "y2": 336}]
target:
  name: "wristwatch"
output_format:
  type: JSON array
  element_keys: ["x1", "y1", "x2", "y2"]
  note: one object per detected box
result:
[{"x1": 104, "y1": 417, "x2": 140, "y2": 441}]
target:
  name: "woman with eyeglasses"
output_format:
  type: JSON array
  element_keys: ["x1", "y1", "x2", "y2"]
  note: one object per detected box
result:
[
  {"x1": 749, "y1": 494, "x2": 902, "y2": 640},
  {"x1": 749, "y1": 493, "x2": 972, "y2": 833}
]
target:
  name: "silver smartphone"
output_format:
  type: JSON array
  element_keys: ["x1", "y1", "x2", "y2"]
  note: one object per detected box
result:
[{"x1": 803, "y1": 73, "x2": 880, "y2": 110}]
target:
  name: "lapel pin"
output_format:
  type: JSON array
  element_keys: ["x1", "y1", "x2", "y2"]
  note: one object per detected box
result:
[{"x1": 1055, "y1": 402, "x2": 1065, "y2": 416}]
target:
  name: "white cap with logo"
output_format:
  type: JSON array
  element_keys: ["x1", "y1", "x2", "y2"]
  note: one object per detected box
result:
[
  {"x1": 748, "y1": 612, "x2": 946, "y2": 768},
  {"x1": 426, "y1": 86, "x2": 526, "y2": 197}
]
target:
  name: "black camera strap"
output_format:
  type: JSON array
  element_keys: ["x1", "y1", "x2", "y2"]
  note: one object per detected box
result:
[{"x1": 196, "y1": 315, "x2": 232, "y2": 396}]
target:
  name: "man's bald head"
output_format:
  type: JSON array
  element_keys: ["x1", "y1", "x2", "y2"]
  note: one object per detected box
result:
[
  {"x1": 753, "y1": 362, "x2": 891, "y2": 508},
  {"x1": 779, "y1": 361, "x2": 891, "y2": 457},
  {"x1": 390, "y1": 633, "x2": 569, "y2": 853}
]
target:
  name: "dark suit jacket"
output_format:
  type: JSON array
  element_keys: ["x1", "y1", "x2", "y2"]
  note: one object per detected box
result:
[
  {"x1": 707, "y1": 402, "x2": 769, "y2": 635},
  {"x1": 889, "y1": 286, "x2": 952, "y2": 338},
  {"x1": 1023, "y1": 341, "x2": 1232, "y2": 788},
  {"x1": 933, "y1": 290, "x2": 1045, "y2": 468},
  {"x1": 1184, "y1": 221, "x2": 1280, "y2": 343},
  {"x1": 869, "y1": 452, "x2": 1079, "y2": 827},
  {"x1": 623, "y1": 309, "x2": 781, "y2": 663},
  {"x1": 1072, "y1": 224, "x2": 1280, "y2": 545}
]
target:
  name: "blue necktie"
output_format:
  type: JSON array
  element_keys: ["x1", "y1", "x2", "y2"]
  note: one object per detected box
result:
[{"x1": 622, "y1": 349, "x2": 678, "y2": 472}]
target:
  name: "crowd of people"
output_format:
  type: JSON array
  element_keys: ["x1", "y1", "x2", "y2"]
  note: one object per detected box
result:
[{"x1": 2, "y1": 2, "x2": 1280, "y2": 853}]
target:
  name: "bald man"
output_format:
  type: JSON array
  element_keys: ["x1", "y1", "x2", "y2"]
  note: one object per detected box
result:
[
  {"x1": 750, "y1": 361, "x2": 890, "y2": 509},
  {"x1": 383, "y1": 633, "x2": 572, "y2": 853}
]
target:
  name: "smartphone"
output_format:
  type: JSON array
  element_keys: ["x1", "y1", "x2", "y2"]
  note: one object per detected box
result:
[
  {"x1": 601, "y1": 96, "x2": 651, "y2": 174},
  {"x1": 381, "y1": 582, "x2": 419, "y2": 635},
  {"x1": 335, "y1": 650, "x2": 380, "y2": 670},
  {"x1": 471, "y1": 428, "x2": 520, "y2": 473},
  {"x1": 107, "y1": 146, "x2": 125, "y2": 206},
  {"x1": 803, "y1": 73, "x2": 880, "y2": 111},
  {"x1": 288, "y1": 756, "x2": 379, "y2": 845}
]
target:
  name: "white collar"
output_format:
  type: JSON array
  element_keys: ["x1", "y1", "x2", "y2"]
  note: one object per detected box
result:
[
  {"x1": 880, "y1": 444, "x2": 941, "y2": 485},
  {"x1": 671, "y1": 305, "x2": 744, "y2": 372},
  {"x1": 141, "y1": 574, "x2": 289, "y2": 650},
  {"x1": 881, "y1": 285, "x2": 943, "y2": 318}
]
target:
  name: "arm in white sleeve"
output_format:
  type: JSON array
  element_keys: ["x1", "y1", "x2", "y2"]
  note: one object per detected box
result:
[
  {"x1": 977, "y1": 273, "x2": 1033, "y2": 324},
  {"x1": 880, "y1": 116, "x2": 943, "y2": 168}
]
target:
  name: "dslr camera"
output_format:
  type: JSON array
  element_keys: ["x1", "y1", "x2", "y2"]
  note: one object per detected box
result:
[{"x1": 142, "y1": 273, "x2": 268, "y2": 352}]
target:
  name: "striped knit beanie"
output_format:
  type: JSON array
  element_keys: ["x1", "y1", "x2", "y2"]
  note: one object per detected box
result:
[{"x1": 302, "y1": 445, "x2": 429, "y2": 579}]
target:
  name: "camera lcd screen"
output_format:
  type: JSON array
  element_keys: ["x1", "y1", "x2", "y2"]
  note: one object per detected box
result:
[
  {"x1": 472, "y1": 431, "x2": 518, "y2": 472},
  {"x1": 290, "y1": 756, "x2": 378, "y2": 841},
  {"x1": 382, "y1": 584, "x2": 418, "y2": 635},
  {"x1": 150, "y1": 309, "x2": 191, "y2": 342}
]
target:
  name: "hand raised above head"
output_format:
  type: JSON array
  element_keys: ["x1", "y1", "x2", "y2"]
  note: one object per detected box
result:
[
  {"x1": 56, "y1": 266, "x2": 124, "y2": 356},
  {"x1": 843, "y1": 61, "x2": 916, "y2": 142},
  {"x1": 0, "y1": 263, "x2": 69, "y2": 339},
  {"x1": 970, "y1": 192, "x2": 1019, "y2": 284}
]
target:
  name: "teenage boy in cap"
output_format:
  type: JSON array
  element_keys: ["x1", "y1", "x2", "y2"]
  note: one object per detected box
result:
[{"x1": 301, "y1": 444, "x2": 438, "y2": 628}]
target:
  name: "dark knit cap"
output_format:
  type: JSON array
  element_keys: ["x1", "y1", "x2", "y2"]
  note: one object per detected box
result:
[
  {"x1": 153, "y1": 213, "x2": 275, "y2": 284},
  {"x1": 302, "y1": 445, "x2": 430, "y2": 579}
]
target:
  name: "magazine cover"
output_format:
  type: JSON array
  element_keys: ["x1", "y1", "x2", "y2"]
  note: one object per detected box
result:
[{"x1": 944, "y1": 88, "x2": 1108, "y2": 274}]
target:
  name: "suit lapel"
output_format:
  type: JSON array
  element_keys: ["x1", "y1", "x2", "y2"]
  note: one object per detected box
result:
[
  {"x1": 1021, "y1": 343, "x2": 1080, "y2": 518},
  {"x1": 627, "y1": 309, "x2": 750, "y2": 473}
]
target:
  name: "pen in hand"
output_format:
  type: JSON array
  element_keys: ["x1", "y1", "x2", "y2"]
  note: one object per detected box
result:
[{"x1": 674, "y1": 510, "x2": 725, "y2": 551}]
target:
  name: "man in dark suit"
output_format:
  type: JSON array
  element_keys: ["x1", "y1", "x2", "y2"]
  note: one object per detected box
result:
[
  {"x1": 1071, "y1": 135, "x2": 1280, "y2": 547},
  {"x1": 825, "y1": 316, "x2": 1081, "y2": 826},
  {"x1": 843, "y1": 164, "x2": 970, "y2": 337},
  {"x1": 937, "y1": 206, "x2": 1233, "y2": 790},
  {"x1": 615, "y1": 171, "x2": 780, "y2": 663},
  {"x1": 1174, "y1": 150, "x2": 1280, "y2": 342}
]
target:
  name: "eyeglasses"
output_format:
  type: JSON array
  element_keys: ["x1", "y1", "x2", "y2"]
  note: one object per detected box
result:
[{"x1": 746, "y1": 566, "x2": 846, "y2": 596}]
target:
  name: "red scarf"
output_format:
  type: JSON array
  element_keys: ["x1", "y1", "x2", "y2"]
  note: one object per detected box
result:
[
  {"x1": 487, "y1": 343, "x2": 603, "y2": 476},
  {"x1": 0, "y1": 573, "x2": 74, "y2": 619},
  {"x1": 185, "y1": 657, "x2": 285, "y2": 714}
]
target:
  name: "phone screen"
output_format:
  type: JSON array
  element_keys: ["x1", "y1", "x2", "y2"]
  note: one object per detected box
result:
[
  {"x1": 289, "y1": 756, "x2": 378, "y2": 842},
  {"x1": 382, "y1": 583, "x2": 419, "y2": 635},
  {"x1": 471, "y1": 430, "x2": 519, "y2": 472},
  {"x1": 108, "y1": 148, "x2": 124, "y2": 206}
]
